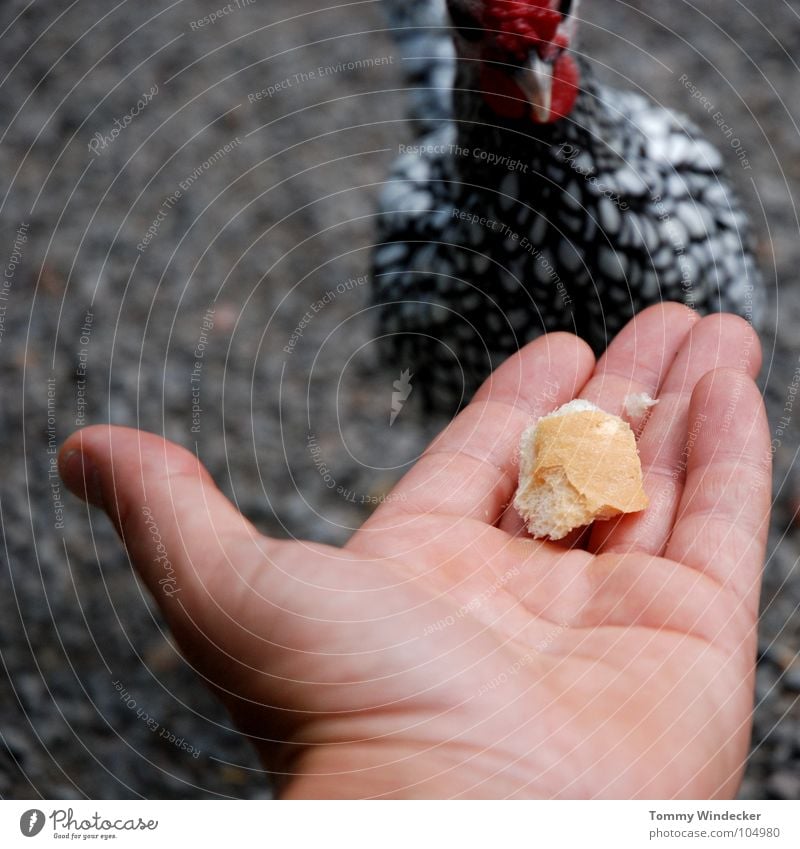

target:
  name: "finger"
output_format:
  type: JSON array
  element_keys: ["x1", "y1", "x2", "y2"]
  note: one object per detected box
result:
[
  {"x1": 58, "y1": 426, "x2": 273, "y2": 633},
  {"x1": 580, "y1": 301, "x2": 699, "y2": 428},
  {"x1": 499, "y1": 302, "x2": 698, "y2": 539},
  {"x1": 59, "y1": 427, "x2": 475, "y2": 743},
  {"x1": 592, "y1": 314, "x2": 762, "y2": 556},
  {"x1": 351, "y1": 332, "x2": 595, "y2": 543},
  {"x1": 666, "y1": 368, "x2": 771, "y2": 622}
]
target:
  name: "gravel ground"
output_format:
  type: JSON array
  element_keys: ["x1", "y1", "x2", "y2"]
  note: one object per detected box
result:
[{"x1": 0, "y1": 0, "x2": 797, "y2": 799}]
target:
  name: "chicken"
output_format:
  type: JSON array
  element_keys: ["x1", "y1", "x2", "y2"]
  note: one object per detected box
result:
[{"x1": 372, "y1": 0, "x2": 764, "y2": 410}]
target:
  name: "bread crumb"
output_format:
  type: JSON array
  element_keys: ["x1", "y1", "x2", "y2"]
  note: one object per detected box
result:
[{"x1": 624, "y1": 392, "x2": 659, "y2": 419}]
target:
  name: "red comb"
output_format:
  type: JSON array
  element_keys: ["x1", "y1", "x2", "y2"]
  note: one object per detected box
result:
[{"x1": 483, "y1": 1, "x2": 562, "y2": 55}]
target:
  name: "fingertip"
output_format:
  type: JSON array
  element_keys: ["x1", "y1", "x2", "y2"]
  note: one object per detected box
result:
[
  {"x1": 693, "y1": 313, "x2": 762, "y2": 378},
  {"x1": 592, "y1": 301, "x2": 699, "y2": 387},
  {"x1": 59, "y1": 425, "x2": 260, "y2": 611},
  {"x1": 639, "y1": 300, "x2": 701, "y2": 328},
  {"x1": 59, "y1": 425, "x2": 215, "y2": 517},
  {"x1": 473, "y1": 329, "x2": 595, "y2": 407},
  {"x1": 691, "y1": 367, "x2": 768, "y2": 432},
  {"x1": 537, "y1": 330, "x2": 595, "y2": 365},
  {"x1": 525, "y1": 330, "x2": 596, "y2": 387},
  {"x1": 58, "y1": 427, "x2": 111, "y2": 507},
  {"x1": 58, "y1": 425, "x2": 134, "y2": 501},
  {"x1": 692, "y1": 364, "x2": 748, "y2": 393}
]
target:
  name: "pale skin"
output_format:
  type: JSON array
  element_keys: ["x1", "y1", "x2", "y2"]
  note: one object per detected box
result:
[{"x1": 58, "y1": 303, "x2": 771, "y2": 799}]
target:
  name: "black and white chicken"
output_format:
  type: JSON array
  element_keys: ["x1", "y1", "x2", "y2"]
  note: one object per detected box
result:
[{"x1": 372, "y1": 0, "x2": 763, "y2": 410}]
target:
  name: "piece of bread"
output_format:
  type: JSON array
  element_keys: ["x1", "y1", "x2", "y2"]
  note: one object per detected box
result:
[
  {"x1": 513, "y1": 400, "x2": 648, "y2": 540},
  {"x1": 623, "y1": 391, "x2": 659, "y2": 419}
]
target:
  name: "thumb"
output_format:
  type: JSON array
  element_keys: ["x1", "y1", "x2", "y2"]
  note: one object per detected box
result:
[{"x1": 58, "y1": 425, "x2": 273, "y2": 630}]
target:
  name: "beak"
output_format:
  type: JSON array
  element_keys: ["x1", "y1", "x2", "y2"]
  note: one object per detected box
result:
[{"x1": 515, "y1": 54, "x2": 554, "y2": 121}]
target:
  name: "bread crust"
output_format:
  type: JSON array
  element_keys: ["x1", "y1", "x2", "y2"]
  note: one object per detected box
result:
[{"x1": 514, "y1": 401, "x2": 648, "y2": 540}]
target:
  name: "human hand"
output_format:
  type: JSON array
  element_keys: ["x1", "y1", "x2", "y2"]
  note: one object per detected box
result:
[{"x1": 59, "y1": 303, "x2": 770, "y2": 799}]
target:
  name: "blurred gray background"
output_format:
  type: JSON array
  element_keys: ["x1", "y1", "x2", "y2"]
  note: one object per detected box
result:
[{"x1": 0, "y1": 0, "x2": 798, "y2": 798}]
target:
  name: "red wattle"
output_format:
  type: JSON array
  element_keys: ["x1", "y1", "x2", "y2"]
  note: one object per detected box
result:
[{"x1": 548, "y1": 52, "x2": 579, "y2": 122}]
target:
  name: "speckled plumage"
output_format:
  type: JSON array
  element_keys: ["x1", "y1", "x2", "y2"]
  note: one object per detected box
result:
[{"x1": 372, "y1": 0, "x2": 764, "y2": 411}]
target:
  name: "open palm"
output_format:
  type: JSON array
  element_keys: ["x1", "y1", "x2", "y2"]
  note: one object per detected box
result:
[{"x1": 59, "y1": 304, "x2": 770, "y2": 798}]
